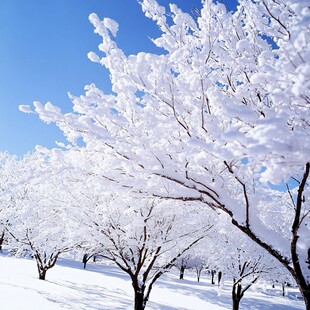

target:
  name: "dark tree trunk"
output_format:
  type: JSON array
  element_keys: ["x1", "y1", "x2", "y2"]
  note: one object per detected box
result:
[
  {"x1": 83, "y1": 254, "x2": 87, "y2": 269},
  {"x1": 83, "y1": 253, "x2": 93, "y2": 269},
  {"x1": 290, "y1": 163, "x2": 310, "y2": 310},
  {"x1": 134, "y1": 288, "x2": 146, "y2": 310},
  {"x1": 291, "y1": 247, "x2": 310, "y2": 309},
  {"x1": 211, "y1": 270, "x2": 216, "y2": 285},
  {"x1": 282, "y1": 282, "x2": 286, "y2": 297},
  {"x1": 232, "y1": 297, "x2": 241, "y2": 310},
  {"x1": 301, "y1": 289, "x2": 310, "y2": 310},
  {"x1": 232, "y1": 282, "x2": 242, "y2": 310},
  {"x1": 218, "y1": 271, "x2": 222, "y2": 287},
  {"x1": 0, "y1": 231, "x2": 4, "y2": 251},
  {"x1": 38, "y1": 268, "x2": 47, "y2": 280},
  {"x1": 196, "y1": 267, "x2": 203, "y2": 282},
  {"x1": 232, "y1": 277, "x2": 258, "y2": 310},
  {"x1": 34, "y1": 252, "x2": 59, "y2": 281},
  {"x1": 180, "y1": 265, "x2": 185, "y2": 280}
]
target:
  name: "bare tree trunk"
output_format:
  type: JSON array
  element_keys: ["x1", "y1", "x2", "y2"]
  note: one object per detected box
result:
[
  {"x1": 289, "y1": 163, "x2": 310, "y2": 310},
  {"x1": 232, "y1": 297, "x2": 241, "y2": 310},
  {"x1": 37, "y1": 266, "x2": 47, "y2": 280},
  {"x1": 82, "y1": 253, "x2": 95, "y2": 269},
  {"x1": 218, "y1": 271, "x2": 222, "y2": 287},
  {"x1": 282, "y1": 282, "x2": 286, "y2": 297},
  {"x1": 232, "y1": 282, "x2": 242, "y2": 310},
  {"x1": 180, "y1": 265, "x2": 185, "y2": 280},
  {"x1": 134, "y1": 287, "x2": 146, "y2": 310},
  {"x1": 232, "y1": 275, "x2": 258, "y2": 310},
  {"x1": 196, "y1": 266, "x2": 203, "y2": 282},
  {"x1": 34, "y1": 252, "x2": 59, "y2": 281},
  {"x1": 83, "y1": 253, "x2": 88, "y2": 269},
  {"x1": 232, "y1": 283, "x2": 241, "y2": 310},
  {"x1": 211, "y1": 270, "x2": 216, "y2": 285},
  {"x1": 301, "y1": 290, "x2": 310, "y2": 310},
  {"x1": 0, "y1": 231, "x2": 4, "y2": 251}
]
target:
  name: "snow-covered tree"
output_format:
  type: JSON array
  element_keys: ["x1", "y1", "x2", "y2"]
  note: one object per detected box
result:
[
  {"x1": 83, "y1": 197, "x2": 213, "y2": 310},
  {"x1": 175, "y1": 251, "x2": 208, "y2": 282},
  {"x1": 229, "y1": 251, "x2": 266, "y2": 310},
  {"x1": 5, "y1": 151, "x2": 80, "y2": 280},
  {"x1": 216, "y1": 233, "x2": 280, "y2": 310},
  {"x1": 174, "y1": 254, "x2": 191, "y2": 280},
  {"x1": 21, "y1": 0, "x2": 310, "y2": 307},
  {"x1": 194, "y1": 217, "x2": 293, "y2": 309},
  {"x1": 174, "y1": 235, "x2": 221, "y2": 284},
  {"x1": 39, "y1": 149, "x2": 214, "y2": 310},
  {"x1": 0, "y1": 152, "x2": 19, "y2": 251}
]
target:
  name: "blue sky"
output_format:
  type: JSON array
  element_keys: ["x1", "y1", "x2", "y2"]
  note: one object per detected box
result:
[{"x1": 0, "y1": 0, "x2": 234, "y2": 155}]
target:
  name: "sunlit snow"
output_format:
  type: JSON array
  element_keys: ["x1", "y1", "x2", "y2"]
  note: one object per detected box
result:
[{"x1": 0, "y1": 254, "x2": 304, "y2": 310}]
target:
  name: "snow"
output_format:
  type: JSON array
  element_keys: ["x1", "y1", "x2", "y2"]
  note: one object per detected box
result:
[
  {"x1": 87, "y1": 52, "x2": 100, "y2": 63},
  {"x1": 0, "y1": 254, "x2": 304, "y2": 310},
  {"x1": 103, "y1": 18, "x2": 119, "y2": 37},
  {"x1": 18, "y1": 105, "x2": 33, "y2": 114}
]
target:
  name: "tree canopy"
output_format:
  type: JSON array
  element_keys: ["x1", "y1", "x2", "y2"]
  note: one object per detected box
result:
[{"x1": 19, "y1": 0, "x2": 309, "y2": 308}]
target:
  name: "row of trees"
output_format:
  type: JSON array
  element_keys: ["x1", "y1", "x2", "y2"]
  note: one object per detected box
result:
[
  {"x1": 0, "y1": 150, "x2": 292, "y2": 310},
  {"x1": 17, "y1": 0, "x2": 309, "y2": 308}
]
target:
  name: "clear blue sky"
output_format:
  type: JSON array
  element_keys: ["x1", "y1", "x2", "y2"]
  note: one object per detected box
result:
[{"x1": 0, "y1": 0, "x2": 234, "y2": 155}]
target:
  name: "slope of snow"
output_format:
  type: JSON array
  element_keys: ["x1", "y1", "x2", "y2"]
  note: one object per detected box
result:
[{"x1": 0, "y1": 254, "x2": 304, "y2": 309}]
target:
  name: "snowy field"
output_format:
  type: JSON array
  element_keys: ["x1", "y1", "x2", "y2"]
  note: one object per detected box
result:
[{"x1": 0, "y1": 254, "x2": 304, "y2": 310}]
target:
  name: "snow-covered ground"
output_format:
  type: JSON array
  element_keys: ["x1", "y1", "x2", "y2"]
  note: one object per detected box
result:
[{"x1": 0, "y1": 254, "x2": 304, "y2": 310}]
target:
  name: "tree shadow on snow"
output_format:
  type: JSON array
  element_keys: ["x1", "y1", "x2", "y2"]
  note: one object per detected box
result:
[
  {"x1": 154, "y1": 275, "x2": 303, "y2": 310},
  {"x1": 156, "y1": 277, "x2": 232, "y2": 309},
  {"x1": 50, "y1": 260, "x2": 303, "y2": 310},
  {"x1": 57, "y1": 258, "x2": 130, "y2": 281},
  {"x1": 41, "y1": 279, "x2": 182, "y2": 310},
  {"x1": 40, "y1": 280, "x2": 133, "y2": 310}
]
